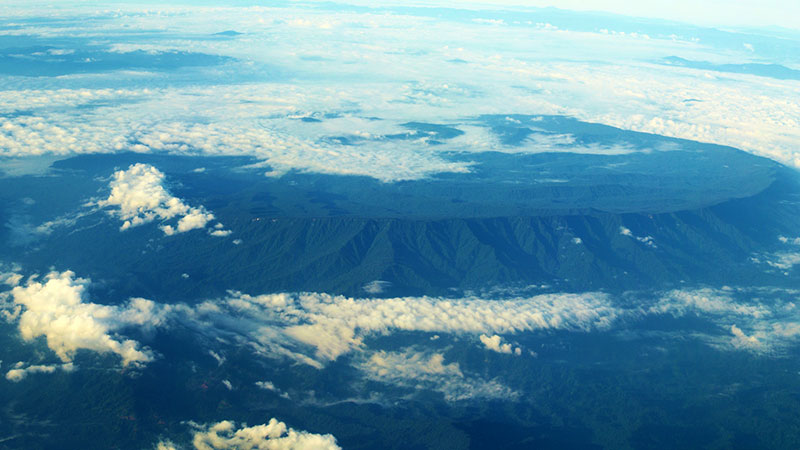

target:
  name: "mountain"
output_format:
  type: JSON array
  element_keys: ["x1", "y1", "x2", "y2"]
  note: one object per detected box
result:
[{"x1": 3, "y1": 116, "x2": 798, "y2": 301}]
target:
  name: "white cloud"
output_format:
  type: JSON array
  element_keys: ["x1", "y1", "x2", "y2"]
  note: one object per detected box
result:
[
  {"x1": 255, "y1": 380, "x2": 277, "y2": 391},
  {"x1": 652, "y1": 288, "x2": 769, "y2": 318},
  {"x1": 649, "y1": 287, "x2": 800, "y2": 353},
  {"x1": 362, "y1": 280, "x2": 391, "y2": 294},
  {"x1": 763, "y1": 253, "x2": 800, "y2": 271},
  {"x1": 0, "y1": 271, "x2": 23, "y2": 287},
  {"x1": 478, "y1": 334, "x2": 520, "y2": 355},
  {"x1": 7, "y1": 271, "x2": 163, "y2": 366},
  {"x1": 185, "y1": 418, "x2": 340, "y2": 450},
  {"x1": 158, "y1": 287, "x2": 621, "y2": 369},
  {"x1": 752, "y1": 237, "x2": 800, "y2": 271},
  {"x1": 225, "y1": 290, "x2": 619, "y2": 363},
  {"x1": 5, "y1": 361, "x2": 74, "y2": 382},
  {"x1": 779, "y1": 236, "x2": 800, "y2": 246},
  {"x1": 255, "y1": 380, "x2": 291, "y2": 399},
  {"x1": 730, "y1": 324, "x2": 761, "y2": 350},
  {"x1": 209, "y1": 350, "x2": 225, "y2": 366},
  {"x1": 358, "y1": 349, "x2": 517, "y2": 401},
  {"x1": 0, "y1": 4, "x2": 797, "y2": 182},
  {"x1": 619, "y1": 226, "x2": 656, "y2": 248},
  {"x1": 97, "y1": 163, "x2": 222, "y2": 235},
  {"x1": 8, "y1": 265, "x2": 800, "y2": 375}
]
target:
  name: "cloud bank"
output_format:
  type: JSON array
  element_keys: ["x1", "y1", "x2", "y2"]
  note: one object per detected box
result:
[
  {"x1": 5, "y1": 267, "x2": 800, "y2": 394},
  {"x1": 0, "y1": 5, "x2": 798, "y2": 182},
  {"x1": 202, "y1": 290, "x2": 620, "y2": 364}
]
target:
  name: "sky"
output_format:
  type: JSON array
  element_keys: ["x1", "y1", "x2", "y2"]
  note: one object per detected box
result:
[
  {"x1": 4, "y1": 0, "x2": 799, "y2": 30},
  {"x1": 372, "y1": 0, "x2": 800, "y2": 30}
]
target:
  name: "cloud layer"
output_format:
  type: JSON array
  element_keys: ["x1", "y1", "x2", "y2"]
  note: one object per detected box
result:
[
  {"x1": 197, "y1": 290, "x2": 620, "y2": 365},
  {"x1": 0, "y1": 5, "x2": 798, "y2": 181},
  {"x1": 5, "y1": 267, "x2": 800, "y2": 399}
]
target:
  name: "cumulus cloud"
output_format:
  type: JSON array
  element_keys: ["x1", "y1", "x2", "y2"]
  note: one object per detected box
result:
[
  {"x1": 358, "y1": 349, "x2": 517, "y2": 401},
  {"x1": 479, "y1": 334, "x2": 521, "y2": 355},
  {"x1": 182, "y1": 418, "x2": 340, "y2": 450},
  {"x1": 619, "y1": 226, "x2": 657, "y2": 248},
  {"x1": 97, "y1": 163, "x2": 221, "y2": 235},
  {"x1": 5, "y1": 361, "x2": 74, "y2": 382},
  {"x1": 730, "y1": 324, "x2": 762, "y2": 350},
  {"x1": 6, "y1": 271, "x2": 164, "y2": 366}
]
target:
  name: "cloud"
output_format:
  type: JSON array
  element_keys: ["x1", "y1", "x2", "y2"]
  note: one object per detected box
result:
[
  {"x1": 5, "y1": 361, "x2": 74, "y2": 382},
  {"x1": 619, "y1": 226, "x2": 656, "y2": 248},
  {"x1": 651, "y1": 288, "x2": 769, "y2": 318},
  {"x1": 255, "y1": 380, "x2": 291, "y2": 399},
  {"x1": 6, "y1": 271, "x2": 164, "y2": 366},
  {"x1": 1, "y1": 4, "x2": 798, "y2": 183},
  {"x1": 751, "y1": 236, "x2": 800, "y2": 272},
  {"x1": 779, "y1": 236, "x2": 800, "y2": 246},
  {"x1": 358, "y1": 349, "x2": 517, "y2": 401},
  {"x1": 0, "y1": 270, "x2": 23, "y2": 287},
  {"x1": 97, "y1": 163, "x2": 223, "y2": 236},
  {"x1": 730, "y1": 324, "x2": 761, "y2": 350},
  {"x1": 760, "y1": 253, "x2": 800, "y2": 271},
  {"x1": 182, "y1": 418, "x2": 340, "y2": 450},
  {"x1": 362, "y1": 280, "x2": 391, "y2": 294},
  {"x1": 204, "y1": 290, "x2": 620, "y2": 364},
  {"x1": 479, "y1": 334, "x2": 521, "y2": 355},
  {"x1": 208, "y1": 350, "x2": 225, "y2": 366},
  {"x1": 648, "y1": 287, "x2": 800, "y2": 353}
]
